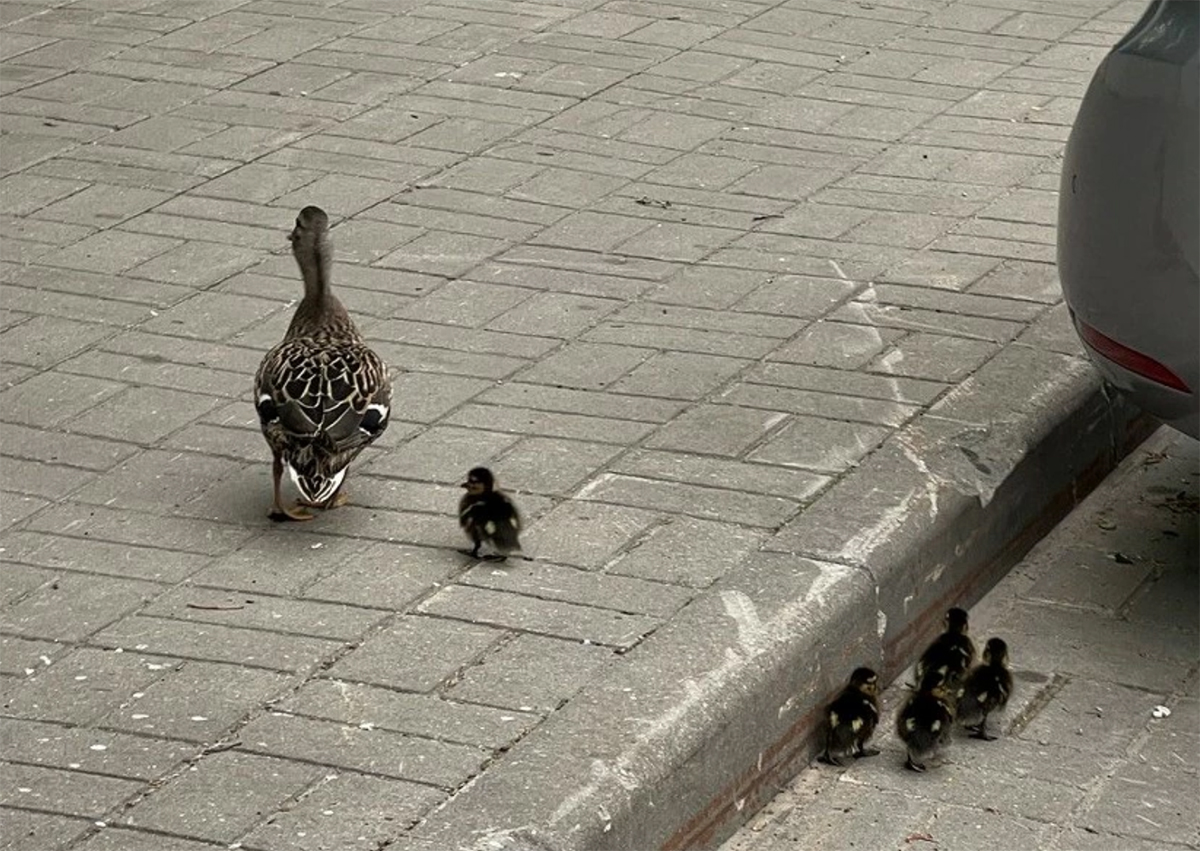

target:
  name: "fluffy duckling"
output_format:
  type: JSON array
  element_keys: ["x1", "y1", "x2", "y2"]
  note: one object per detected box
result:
[
  {"x1": 957, "y1": 637, "x2": 1013, "y2": 741},
  {"x1": 914, "y1": 607, "x2": 976, "y2": 688},
  {"x1": 459, "y1": 467, "x2": 522, "y2": 559},
  {"x1": 819, "y1": 667, "x2": 881, "y2": 766},
  {"x1": 897, "y1": 668, "x2": 956, "y2": 772},
  {"x1": 255, "y1": 206, "x2": 391, "y2": 521}
]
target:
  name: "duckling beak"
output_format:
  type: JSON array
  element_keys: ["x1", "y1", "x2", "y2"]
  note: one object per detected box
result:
[{"x1": 459, "y1": 481, "x2": 469, "y2": 489}]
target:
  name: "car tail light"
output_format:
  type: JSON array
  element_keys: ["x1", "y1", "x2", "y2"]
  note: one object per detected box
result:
[{"x1": 1075, "y1": 316, "x2": 1191, "y2": 393}]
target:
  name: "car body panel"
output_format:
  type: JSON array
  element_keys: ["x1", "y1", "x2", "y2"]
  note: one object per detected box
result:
[{"x1": 1058, "y1": 0, "x2": 1199, "y2": 438}]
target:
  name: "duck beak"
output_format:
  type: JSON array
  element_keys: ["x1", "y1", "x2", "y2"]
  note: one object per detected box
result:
[{"x1": 459, "y1": 481, "x2": 469, "y2": 489}]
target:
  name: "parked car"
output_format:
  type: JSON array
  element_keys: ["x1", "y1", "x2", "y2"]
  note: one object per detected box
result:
[{"x1": 1058, "y1": 0, "x2": 1198, "y2": 438}]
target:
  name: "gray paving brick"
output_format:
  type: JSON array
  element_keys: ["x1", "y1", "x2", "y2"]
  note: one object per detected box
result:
[
  {"x1": 419, "y1": 583, "x2": 659, "y2": 648},
  {"x1": 375, "y1": 230, "x2": 508, "y2": 277},
  {"x1": 66, "y1": 386, "x2": 222, "y2": 444},
  {"x1": 0, "y1": 237, "x2": 56, "y2": 265},
  {"x1": 643, "y1": 403, "x2": 781, "y2": 456},
  {"x1": 0, "y1": 809, "x2": 90, "y2": 851},
  {"x1": 0, "y1": 561, "x2": 50, "y2": 606},
  {"x1": 141, "y1": 585, "x2": 384, "y2": 642},
  {"x1": 60, "y1": 352, "x2": 245, "y2": 402},
  {"x1": 92, "y1": 613, "x2": 342, "y2": 674},
  {"x1": 326, "y1": 615, "x2": 501, "y2": 692},
  {"x1": 0, "y1": 316, "x2": 112, "y2": 370},
  {"x1": 398, "y1": 278, "x2": 530, "y2": 328},
  {"x1": 1017, "y1": 301, "x2": 1087, "y2": 356},
  {"x1": 99, "y1": 659, "x2": 292, "y2": 743},
  {"x1": 771, "y1": 320, "x2": 905, "y2": 369},
  {"x1": 610, "y1": 349, "x2": 749, "y2": 399},
  {"x1": 237, "y1": 712, "x2": 486, "y2": 789},
  {"x1": 644, "y1": 264, "x2": 775, "y2": 309},
  {"x1": 619, "y1": 219, "x2": 743, "y2": 262},
  {"x1": 532, "y1": 210, "x2": 652, "y2": 252},
  {"x1": 832, "y1": 300, "x2": 1026, "y2": 343},
  {"x1": 240, "y1": 770, "x2": 443, "y2": 851},
  {"x1": 0, "y1": 173, "x2": 88, "y2": 216},
  {"x1": 516, "y1": 340, "x2": 651, "y2": 389},
  {"x1": 748, "y1": 414, "x2": 891, "y2": 473},
  {"x1": 371, "y1": 317, "x2": 558, "y2": 360},
  {"x1": 506, "y1": 165, "x2": 633, "y2": 211},
  {"x1": 300, "y1": 540, "x2": 453, "y2": 607},
  {"x1": 590, "y1": 320, "x2": 775, "y2": 359},
  {"x1": 277, "y1": 679, "x2": 540, "y2": 750},
  {"x1": 0, "y1": 215, "x2": 92, "y2": 252},
  {"x1": 119, "y1": 750, "x2": 323, "y2": 843},
  {"x1": 497, "y1": 243, "x2": 679, "y2": 281},
  {"x1": 0, "y1": 718, "x2": 196, "y2": 782},
  {"x1": 583, "y1": 472, "x2": 801, "y2": 528},
  {"x1": 490, "y1": 436, "x2": 622, "y2": 495},
  {"x1": 520, "y1": 499, "x2": 658, "y2": 570},
  {"x1": 447, "y1": 633, "x2": 615, "y2": 712},
  {"x1": 877, "y1": 248, "x2": 1005, "y2": 291},
  {"x1": 1, "y1": 571, "x2": 160, "y2": 643},
  {"x1": 0, "y1": 265, "x2": 180, "y2": 312},
  {"x1": 0, "y1": 493, "x2": 47, "y2": 530},
  {"x1": 510, "y1": 35, "x2": 670, "y2": 73},
  {"x1": 2, "y1": 531, "x2": 211, "y2": 584},
  {"x1": 446, "y1": 401, "x2": 658, "y2": 445},
  {"x1": 461, "y1": 559, "x2": 693, "y2": 618},
  {"x1": 704, "y1": 244, "x2": 892, "y2": 281},
  {"x1": 619, "y1": 447, "x2": 829, "y2": 500},
  {"x1": 0, "y1": 762, "x2": 143, "y2": 820},
  {"x1": 363, "y1": 425, "x2": 520, "y2": 483},
  {"x1": 1, "y1": 283, "x2": 157, "y2": 327},
  {"x1": 67, "y1": 449, "x2": 242, "y2": 515},
  {"x1": 736, "y1": 273, "x2": 860, "y2": 318},
  {"x1": 487, "y1": 291, "x2": 621, "y2": 338},
  {"x1": 37, "y1": 228, "x2": 183, "y2": 275},
  {"x1": 720, "y1": 383, "x2": 919, "y2": 428},
  {"x1": 2, "y1": 647, "x2": 167, "y2": 726},
  {"x1": 477, "y1": 382, "x2": 685, "y2": 423},
  {"x1": 639, "y1": 152, "x2": 757, "y2": 192},
  {"x1": 0, "y1": 371, "x2": 126, "y2": 429},
  {"x1": 0, "y1": 134, "x2": 77, "y2": 177},
  {"x1": 0, "y1": 633, "x2": 66, "y2": 678},
  {"x1": 747, "y1": 362, "x2": 947, "y2": 406},
  {"x1": 869, "y1": 332, "x2": 999, "y2": 382}
]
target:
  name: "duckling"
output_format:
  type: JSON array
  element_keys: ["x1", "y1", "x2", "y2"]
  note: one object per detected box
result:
[
  {"x1": 957, "y1": 637, "x2": 1013, "y2": 741},
  {"x1": 255, "y1": 206, "x2": 391, "y2": 522},
  {"x1": 914, "y1": 606, "x2": 976, "y2": 688},
  {"x1": 459, "y1": 467, "x2": 522, "y2": 559},
  {"x1": 819, "y1": 666, "x2": 881, "y2": 766},
  {"x1": 897, "y1": 668, "x2": 957, "y2": 772}
]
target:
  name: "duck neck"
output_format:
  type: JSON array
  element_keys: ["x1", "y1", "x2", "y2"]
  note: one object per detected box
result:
[
  {"x1": 298, "y1": 241, "x2": 332, "y2": 303},
  {"x1": 288, "y1": 241, "x2": 353, "y2": 338}
]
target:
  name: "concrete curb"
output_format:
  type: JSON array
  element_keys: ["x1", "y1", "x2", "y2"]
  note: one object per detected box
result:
[{"x1": 408, "y1": 348, "x2": 1155, "y2": 851}]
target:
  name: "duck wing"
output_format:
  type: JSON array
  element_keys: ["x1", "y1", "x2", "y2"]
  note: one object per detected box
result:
[{"x1": 255, "y1": 337, "x2": 391, "y2": 456}]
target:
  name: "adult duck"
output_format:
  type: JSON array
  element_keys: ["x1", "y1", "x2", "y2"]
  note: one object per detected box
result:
[{"x1": 254, "y1": 206, "x2": 391, "y2": 521}]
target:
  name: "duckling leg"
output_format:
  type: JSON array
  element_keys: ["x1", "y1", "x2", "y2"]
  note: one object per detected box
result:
[
  {"x1": 904, "y1": 754, "x2": 927, "y2": 773},
  {"x1": 967, "y1": 715, "x2": 997, "y2": 741},
  {"x1": 855, "y1": 745, "x2": 880, "y2": 758},
  {"x1": 269, "y1": 455, "x2": 314, "y2": 522},
  {"x1": 817, "y1": 749, "x2": 845, "y2": 767}
]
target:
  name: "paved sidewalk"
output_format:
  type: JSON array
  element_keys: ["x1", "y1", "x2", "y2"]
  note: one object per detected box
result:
[
  {"x1": 0, "y1": 0, "x2": 1156, "y2": 849},
  {"x1": 722, "y1": 427, "x2": 1199, "y2": 851}
]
